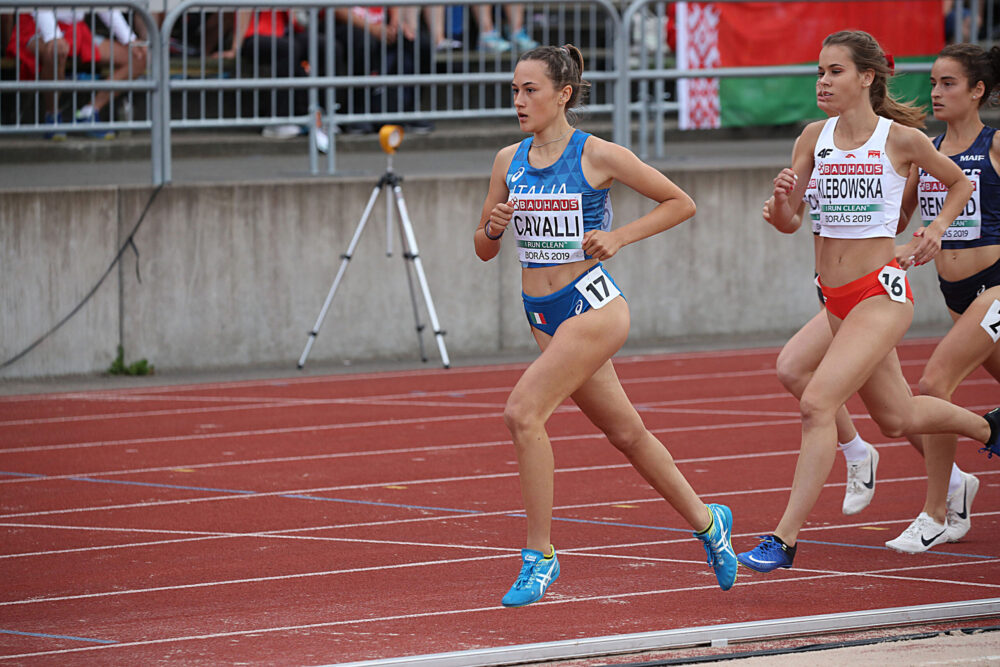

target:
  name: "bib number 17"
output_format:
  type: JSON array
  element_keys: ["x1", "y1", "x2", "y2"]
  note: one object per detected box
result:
[
  {"x1": 878, "y1": 265, "x2": 907, "y2": 304},
  {"x1": 575, "y1": 266, "x2": 621, "y2": 309}
]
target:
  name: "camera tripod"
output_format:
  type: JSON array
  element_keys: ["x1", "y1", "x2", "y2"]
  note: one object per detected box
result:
[{"x1": 297, "y1": 139, "x2": 449, "y2": 370}]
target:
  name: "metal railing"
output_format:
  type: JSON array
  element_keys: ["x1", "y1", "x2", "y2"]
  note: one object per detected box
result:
[
  {"x1": 157, "y1": 0, "x2": 622, "y2": 180},
  {"x1": 2, "y1": 0, "x2": 947, "y2": 184},
  {"x1": 0, "y1": 0, "x2": 163, "y2": 180}
]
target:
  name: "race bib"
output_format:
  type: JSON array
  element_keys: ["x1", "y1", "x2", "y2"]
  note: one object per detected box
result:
[
  {"x1": 878, "y1": 265, "x2": 907, "y2": 304},
  {"x1": 575, "y1": 266, "x2": 621, "y2": 309},
  {"x1": 511, "y1": 193, "x2": 584, "y2": 265},
  {"x1": 981, "y1": 299, "x2": 1000, "y2": 343},
  {"x1": 817, "y1": 162, "x2": 885, "y2": 228},
  {"x1": 919, "y1": 169, "x2": 981, "y2": 241}
]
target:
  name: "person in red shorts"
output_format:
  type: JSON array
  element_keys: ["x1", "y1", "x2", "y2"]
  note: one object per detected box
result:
[
  {"x1": 7, "y1": 9, "x2": 147, "y2": 139},
  {"x1": 737, "y1": 29, "x2": 1000, "y2": 574}
]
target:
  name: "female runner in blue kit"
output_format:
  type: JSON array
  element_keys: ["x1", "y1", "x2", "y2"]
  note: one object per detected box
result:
[
  {"x1": 474, "y1": 44, "x2": 738, "y2": 607},
  {"x1": 886, "y1": 43, "x2": 1000, "y2": 553}
]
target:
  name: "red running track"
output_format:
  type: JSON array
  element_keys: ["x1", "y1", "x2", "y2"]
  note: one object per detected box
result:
[{"x1": 1, "y1": 339, "x2": 998, "y2": 664}]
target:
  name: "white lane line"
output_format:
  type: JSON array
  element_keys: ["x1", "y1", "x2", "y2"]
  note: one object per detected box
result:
[
  {"x1": 1, "y1": 352, "x2": 966, "y2": 428},
  {"x1": 0, "y1": 555, "x2": 995, "y2": 661}
]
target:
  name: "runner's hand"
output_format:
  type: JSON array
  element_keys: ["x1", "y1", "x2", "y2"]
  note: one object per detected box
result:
[
  {"x1": 486, "y1": 201, "x2": 514, "y2": 236},
  {"x1": 902, "y1": 227, "x2": 943, "y2": 268},
  {"x1": 582, "y1": 229, "x2": 622, "y2": 260},
  {"x1": 772, "y1": 168, "x2": 797, "y2": 206}
]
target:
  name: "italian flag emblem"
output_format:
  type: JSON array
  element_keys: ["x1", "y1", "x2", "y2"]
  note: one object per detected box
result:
[
  {"x1": 529, "y1": 312, "x2": 547, "y2": 325},
  {"x1": 676, "y1": 1, "x2": 942, "y2": 129}
]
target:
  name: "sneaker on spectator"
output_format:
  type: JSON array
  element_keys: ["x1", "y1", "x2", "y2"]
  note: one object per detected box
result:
[
  {"x1": 312, "y1": 129, "x2": 330, "y2": 154},
  {"x1": 478, "y1": 30, "x2": 511, "y2": 53},
  {"x1": 435, "y1": 38, "x2": 463, "y2": 51},
  {"x1": 74, "y1": 107, "x2": 115, "y2": 140},
  {"x1": 44, "y1": 112, "x2": 67, "y2": 141},
  {"x1": 511, "y1": 28, "x2": 538, "y2": 51},
  {"x1": 262, "y1": 124, "x2": 303, "y2": 139}
]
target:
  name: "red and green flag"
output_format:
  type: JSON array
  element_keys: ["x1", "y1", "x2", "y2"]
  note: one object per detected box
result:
[{"x1": 676, "y1": 1, "x2": 944, "y2": 129}]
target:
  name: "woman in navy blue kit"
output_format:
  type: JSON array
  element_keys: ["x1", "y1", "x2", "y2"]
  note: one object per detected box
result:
[
  {"x1": 474, "y1": 44, "x2": 737, "y2": 607},
  {"x1": 886, "y1": 43, "x2": 1000, "y2": 553}
]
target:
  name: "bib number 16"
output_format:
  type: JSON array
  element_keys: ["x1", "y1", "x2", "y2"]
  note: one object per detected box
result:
[
  {"x1": 878, "y1": 265, "x2": 907, "y2": 304},
  {"x1": 575, "y1": 266, "x2": 621, "y2": 309}
]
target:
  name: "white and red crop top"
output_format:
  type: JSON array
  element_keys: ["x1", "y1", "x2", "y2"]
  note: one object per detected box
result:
[{"x1": 813, "y1": 116, "x2": 907, "y2": 239}]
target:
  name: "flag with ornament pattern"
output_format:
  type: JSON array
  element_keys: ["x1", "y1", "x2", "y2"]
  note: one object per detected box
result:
[{"x1": 676, "y1": 1, "x2": 944, "y2": 129}]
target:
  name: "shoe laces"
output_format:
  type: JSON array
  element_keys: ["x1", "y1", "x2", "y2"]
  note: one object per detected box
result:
[
  {"x1": 755, "y1": 535, "x2": 784, "y2": 555},
  {"x1": 844, "y1": 457, "x2": 869, "y2": 493},
  {"x1": 979, "y1": 444, "x2": 998, "y2": 458},
  {"x1": 513, "y1": 560, "x2": 537, "y2": 589},
  {"x1": 701, "y1": 540, "x2": 716, "y2": 566},
  {"x1": 901, "y1": 515, "x2": 935, "y2": 538}
]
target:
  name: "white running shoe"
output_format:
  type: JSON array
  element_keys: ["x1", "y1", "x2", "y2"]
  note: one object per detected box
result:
[
  {"x1": 262, "y1": 123, "x2": 303, "y2": 139},
  {"x1": 886, "y1": 512, "x2": 949, "y2": 554},
  {"x1": 842, "y1": 443, "x2": 878, "y2": 515},
  {"x1": 945, "y1": 472, "x2": 980, "y2": 542}
]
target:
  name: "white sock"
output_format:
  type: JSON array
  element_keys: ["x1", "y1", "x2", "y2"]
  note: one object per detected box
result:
[
  {"x1": 78, "y1": 104, "x2": 95, "y2": 118},
  {"x1": 838, "y1": 434, "x2": 870, "y2": 462},
  {"x1": 948, "y1": 464, "x2": 964, "y2": 497}
]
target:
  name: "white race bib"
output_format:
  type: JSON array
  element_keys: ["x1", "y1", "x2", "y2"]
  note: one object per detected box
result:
[
  {"x1": 512, "y1": 193, "x2": 584, "y2": 265},
  {"x1": 919, "y1": 170, "x2": 981, "y2": 241},
  {"x1": 575, "y1": 266, "x2": 621, "y2": 309},
  {"x1": 981, "y1": 299, "x2": 1000, "y2": 343},
  {"x1": 817, "y1": 162, "x2": 885, "y2": 229},
  {"x1": 878, "y1": 265, "x2": 907, "y2": 304}
]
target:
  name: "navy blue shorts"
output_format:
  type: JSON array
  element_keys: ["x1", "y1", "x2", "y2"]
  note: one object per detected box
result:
[
  {"x1": 522, "y1": 263, "x2": 624, "y2": 336},
  {"x1": 938, "y1": 256, "x2": 1000, "y2": 314}
]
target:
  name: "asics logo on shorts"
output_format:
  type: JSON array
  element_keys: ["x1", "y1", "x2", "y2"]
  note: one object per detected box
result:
[{"x1": 574, "y1": 299, "x2": 584, "y2": 315}]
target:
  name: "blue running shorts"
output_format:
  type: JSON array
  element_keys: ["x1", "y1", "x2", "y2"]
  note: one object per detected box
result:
[{"x1": 522, "y1": 263, "x2": 624, "y2": 336}]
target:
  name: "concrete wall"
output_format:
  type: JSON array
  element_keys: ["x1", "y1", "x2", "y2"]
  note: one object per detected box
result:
[{"x1": 0, "y1": 165, "x2": 951, "y2": 379}]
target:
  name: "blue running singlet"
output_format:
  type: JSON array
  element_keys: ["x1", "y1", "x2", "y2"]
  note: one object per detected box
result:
[{"x1": 505, "y1": 129, "x2": 612, "y2": 268}]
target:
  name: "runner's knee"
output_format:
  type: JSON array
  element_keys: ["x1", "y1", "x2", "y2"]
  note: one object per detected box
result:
[
  {"x1": 605, "y1": 422, "x2": 649, "y2": 457},
  {"x1": 917, "y1": 370, "x2": 952, "y2": 401},
  {"x1": 871, "y1": 410, "x2": 907, "y2": 439},
  {"x1": 503, "y1": 397, "x2": 546, "y2": 439},
  {"x1": 799, "y1": 390, "x2": 838, "y2": 429}
]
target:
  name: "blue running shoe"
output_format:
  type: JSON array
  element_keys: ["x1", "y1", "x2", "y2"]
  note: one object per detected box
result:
[
  {"x1": 693, "y1": 503, "x2": 737, "y2": 591},
  {"x1": 74, "y1": 106, "x2": 115, "y2": 140},
  {"x1": 979, "y1": 407, "x2": 1000, "y2": 459},
  {"x1": 478, "y1": 30, "x2": 511, "y2": 53},
  {"x1": 501, "y1": 547, "x2": 559, "y2": 607},
  {"x1": 737, "y1": 534, "x2": 795, "y2": 573},
  {"x1": 44, "y1": 111, "x2": 67, "y2": 140}
]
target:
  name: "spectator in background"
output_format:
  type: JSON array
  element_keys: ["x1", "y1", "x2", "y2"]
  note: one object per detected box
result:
[
  {"x1": 6, "y1": 9, "x2": 148, "y2": 139},
  {"x1": 333, "y1": 5, "x2": 434, "y2": 133},
  {"x1": 234, "y1": 8, "x2": 345, "y2": 151},
  {"x1": 402, "y1": 5, "x2": 461, "y2": 52},
  {"x1": 474, "y1": 4, "x2": 537, "y2": 53},
  {"x1": 238, "y1": 9, "x2": 311, "y2": 139}
]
